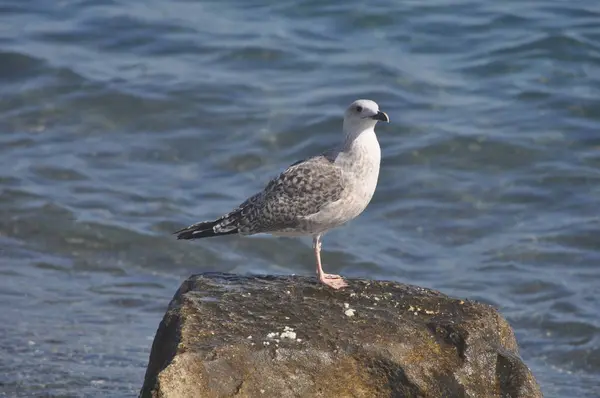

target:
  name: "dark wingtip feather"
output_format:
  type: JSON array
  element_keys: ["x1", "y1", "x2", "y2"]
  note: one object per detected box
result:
[
  {"x1": 175, "y1": 232, "x2": 189, "y2": 240},
  {"x1": 172, "y1": 227, "x2": 189, "y2": 236},
  {"x1": 173, "y1": 221, "x2": 216, "y2": 240},
  {"x1": 173, "y1": 220, "x2": 239, "y2": 240}
]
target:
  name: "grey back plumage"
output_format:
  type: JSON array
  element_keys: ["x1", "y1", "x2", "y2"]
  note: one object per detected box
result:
[{"x1": 214, "y1": 153, "x2": 345, "y2": 235}]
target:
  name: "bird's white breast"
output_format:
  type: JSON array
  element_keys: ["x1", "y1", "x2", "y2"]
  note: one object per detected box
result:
[
  {"x1": 341, "y1": 129, "x2": 381, "y2": 210},
  {"x1": 306, "y1": 129, "x2": 381, "y2": 232}
]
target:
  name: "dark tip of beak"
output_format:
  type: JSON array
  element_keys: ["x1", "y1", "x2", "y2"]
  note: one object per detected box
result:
[{"x1": 372, "y1": 111, "x2": 390, "y2": 123}]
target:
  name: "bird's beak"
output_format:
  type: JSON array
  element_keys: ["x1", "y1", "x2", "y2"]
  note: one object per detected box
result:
[{"x1": 371, "y1": 111, "x2": 389, "y2": 123}]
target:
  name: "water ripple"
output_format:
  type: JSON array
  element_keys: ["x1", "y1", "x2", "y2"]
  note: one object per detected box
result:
[{"x1": 0, "y1": 0, "x2": 599, "y2": 396}]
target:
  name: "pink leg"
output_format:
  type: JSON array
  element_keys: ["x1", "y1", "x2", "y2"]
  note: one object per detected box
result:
[{"x1": 313, "y1": 234, "x2": 348, "y2": 289}]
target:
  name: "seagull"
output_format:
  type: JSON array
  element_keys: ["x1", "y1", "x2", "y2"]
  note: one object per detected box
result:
[{"x1": 174, "y1": 99, "x2": 389, "y2": 289}]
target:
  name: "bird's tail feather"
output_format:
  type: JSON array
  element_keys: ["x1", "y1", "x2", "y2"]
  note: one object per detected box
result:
[{"x1": 174, "y1": 213, "x2": 240, "y2": 240}]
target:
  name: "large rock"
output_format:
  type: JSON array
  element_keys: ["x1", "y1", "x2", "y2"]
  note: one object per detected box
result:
[{"x1": 140, "y1": 273, "x2": 542, "y2": 398}]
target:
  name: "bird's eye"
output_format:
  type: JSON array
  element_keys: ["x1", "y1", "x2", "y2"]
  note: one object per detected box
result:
[{"x1": 356, "y1": 106, "x2": 363, "y2": 112}]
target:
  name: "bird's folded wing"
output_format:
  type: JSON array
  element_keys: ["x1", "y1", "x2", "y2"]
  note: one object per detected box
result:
[{"x1": 235, "y1": 155, "x2": 345, "y2": 233}]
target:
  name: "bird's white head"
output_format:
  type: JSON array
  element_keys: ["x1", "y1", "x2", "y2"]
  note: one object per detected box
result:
[{"x1": 343, "y1": 99, "x2": 389, "y2": 137}]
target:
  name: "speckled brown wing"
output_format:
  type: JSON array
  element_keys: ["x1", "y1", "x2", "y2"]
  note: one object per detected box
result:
[
  {"x1": 230, "y1": 155, "x2": 345, "y2": 234},
  {"x1": 174, "y1": 155, "x2": 345, "y2": 239}
]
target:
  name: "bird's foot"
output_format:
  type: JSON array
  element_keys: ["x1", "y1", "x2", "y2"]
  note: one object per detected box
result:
[{"x1": 318, "y1": 273, "x2": 348, "y2": 290}]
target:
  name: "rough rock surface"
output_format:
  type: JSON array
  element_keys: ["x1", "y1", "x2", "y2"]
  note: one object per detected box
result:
[{"x1": 140, "y1": 273, "x2": 542, "y2": 398}]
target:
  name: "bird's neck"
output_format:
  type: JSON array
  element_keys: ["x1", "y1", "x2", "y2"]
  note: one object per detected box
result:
[{"x1": 342, "y1": 127, "x2": 379, "y2": 154}]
